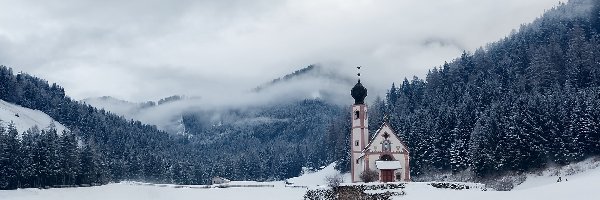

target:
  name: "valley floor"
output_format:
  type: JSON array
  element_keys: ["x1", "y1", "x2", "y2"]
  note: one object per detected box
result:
[{"x1": 2, "y1": 161, "x2": 599, "y2": 200}]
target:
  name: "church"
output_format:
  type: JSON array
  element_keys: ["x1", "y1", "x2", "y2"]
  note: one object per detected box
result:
[{"x1": 350, "y1": 78, "x2": 411, "y2": 183}]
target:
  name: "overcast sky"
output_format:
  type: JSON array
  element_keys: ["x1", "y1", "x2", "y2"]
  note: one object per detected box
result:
[{"x1": 0, "y1": 0, "x2": 561, "y2": 102}]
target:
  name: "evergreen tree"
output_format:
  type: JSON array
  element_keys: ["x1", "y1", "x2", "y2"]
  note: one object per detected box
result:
[{"x1": 0, "y1": 122, "x2": 20, "y2": 189}]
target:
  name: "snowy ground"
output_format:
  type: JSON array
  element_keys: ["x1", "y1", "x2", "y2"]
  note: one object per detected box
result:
[
  {"x1": 0, "y1": 99, "x2": 68, "y2": 135},
  {"x1": 2, "y1": 160, "x2": 600, "y2": 200}
]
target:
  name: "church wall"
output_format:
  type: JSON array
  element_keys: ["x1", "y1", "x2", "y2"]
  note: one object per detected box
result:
[
  {"x1": 367, "y1": 126, "x2": 407, "y2": 153},
  {"x1": 363, "y1": 125, "x2": 411, "y2": 182}
]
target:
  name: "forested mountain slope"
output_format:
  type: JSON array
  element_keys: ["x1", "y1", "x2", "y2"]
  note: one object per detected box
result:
[
  {"x1": 373, "y1": 0, "x2": 600, "y2": 181},
  {"x1": 0, "y1": 67, "x2": 192, "y2": 189},
  {"x1": 0, "y1": 65, "x2": 351, "y2": 189}
]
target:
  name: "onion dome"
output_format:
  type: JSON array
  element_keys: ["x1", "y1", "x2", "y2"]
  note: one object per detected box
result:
[{"x1": 351, "y1": 80, "x2": 367, "y2": 105}]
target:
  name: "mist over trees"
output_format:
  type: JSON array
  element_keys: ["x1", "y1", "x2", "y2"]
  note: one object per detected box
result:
[{"x1": 0, "y1": 65, "x2": 349, "y2": 188}]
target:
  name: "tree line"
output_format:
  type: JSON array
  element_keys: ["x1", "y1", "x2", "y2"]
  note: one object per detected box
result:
[{"x1": 0, "y1": 123, "x2": 104, "y2": 189}]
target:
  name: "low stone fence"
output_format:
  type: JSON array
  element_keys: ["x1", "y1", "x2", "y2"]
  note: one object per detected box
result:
[
  {"x1": 427, "y1": 182, "x2": 485, "y2": 190},
  {"x1": 304, "y1": 183, "x2": 406, "y2": 200},
  {"x1": 216, "y1": 184, "x2": 275, "y2": 188},
  {"x1": 285, "y1": 185, "x2": 309, "y2": 189}
]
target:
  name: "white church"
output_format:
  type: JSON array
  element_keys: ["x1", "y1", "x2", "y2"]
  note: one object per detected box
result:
[{"x1": 350, "y1": 78, "x2": 411, "y2": 183}]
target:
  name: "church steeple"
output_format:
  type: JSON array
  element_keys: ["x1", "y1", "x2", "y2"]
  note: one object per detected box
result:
[{"x1": 350, "y1": 66, "x2": 369, "y2": 182}]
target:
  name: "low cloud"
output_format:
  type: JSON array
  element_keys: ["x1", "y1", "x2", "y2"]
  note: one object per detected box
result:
[{"x1": 0, "y1": 0, "x2": 561, "y2": 104}]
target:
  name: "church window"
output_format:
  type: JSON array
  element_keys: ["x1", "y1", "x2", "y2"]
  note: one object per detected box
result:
[
  {"x1": 355, "y1": 111, "x2": 360, "y2": 119},
  {"x1": 355, "y1": 140, "x2": 359, "y2": 146},
  {"x1": 356, "y1": 159, "x2": 359, "y2": 164}
]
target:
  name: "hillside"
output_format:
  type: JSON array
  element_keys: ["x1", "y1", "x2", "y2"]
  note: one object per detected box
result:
[
  {"x1": 372, "y1": 0, "x2": 600, "y2": 185},
  {"x1": 81, "y1": 65, "x2": 354, "y2": 181},
  {"x1": 0, "y1": 65, "x2": 351, "y2": 188},
  {"x1": 0, "y1": 66, "x2": 187, "y2": 189},
  {"x1": 0, "y1": 99, "x2": 67, "y2": 135}
]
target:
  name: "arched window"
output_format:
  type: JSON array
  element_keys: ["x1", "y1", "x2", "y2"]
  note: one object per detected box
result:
[
  {"x1": 355, "y1": 111, "x2": 360, "y2": 119},
  {"x1": 379, "y1": 154, "x2": 394, "y2": 161}
]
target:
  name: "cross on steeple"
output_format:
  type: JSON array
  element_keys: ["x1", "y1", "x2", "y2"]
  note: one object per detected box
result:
[{"x1": 357, "y1": 66, "x2": 362, "y2": 82}]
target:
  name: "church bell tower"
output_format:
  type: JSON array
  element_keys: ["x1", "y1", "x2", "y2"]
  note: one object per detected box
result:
[{"x1": 350, "y1": 67, "x2": 368, "y2": 182}]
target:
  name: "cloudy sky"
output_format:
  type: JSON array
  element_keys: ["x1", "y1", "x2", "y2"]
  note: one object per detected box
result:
[{"x1": 0, "y1": 0, "x2": 561, "y2": 102}]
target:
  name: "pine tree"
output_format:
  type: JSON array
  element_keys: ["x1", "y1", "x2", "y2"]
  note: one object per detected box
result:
[
  {"x1": 0, "y1": 121, "x2": 16, "y2": 189},
  {"x1": 21, "y1": 126, "x2": 41, "y2": 188},
  {"x1": 59, "y1": 130, "x2": 80, "y2": 185}
]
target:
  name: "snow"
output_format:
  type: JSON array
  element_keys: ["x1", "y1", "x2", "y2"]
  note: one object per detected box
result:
[
  {"x1": 0, "y1": 99, "x2": 68, "y2": 135},
  {"x1": 2, "y1": 160, "x2": 600, "y2": 200},
  {"x1": 396, "y1": 166, "x2": 600, "y2": 200},
  {"x1": 287, "y1": 162, "x2": 350, "y2": 186},
  {"x1": 0, "y1": 183, "x2": 307, "y2": 200},
  {"x1": 376, "y1": 161, "x2": 402, "y2": 170},
  {"x1": 514, "y1": 157, "x2": 600, "y2": 190}
]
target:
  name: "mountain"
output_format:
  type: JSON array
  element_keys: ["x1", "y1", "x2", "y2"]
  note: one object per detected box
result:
[
  {"x1": 0, "y1": 64, "x2": 351, "y2": 188},
  {"x1": 0, "y1": 99, "x2": 68, "y2": 135},
  {"x1": 370, "y1": 0, "x2": 600, "y2": 186},
  {"x1": 0, "y1": 66, "x2": 191, "y2": 189},
  {"x1": 252, "y1": 64, "x2": 354, "y2": 93},
  {"x1": 81, "y1": 65, "x2": 355, "y2": 139}
]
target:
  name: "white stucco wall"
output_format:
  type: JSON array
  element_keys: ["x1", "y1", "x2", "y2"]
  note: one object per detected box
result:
[{"x1": 363, "y1": 124, "x2": 411, "y2": 182}]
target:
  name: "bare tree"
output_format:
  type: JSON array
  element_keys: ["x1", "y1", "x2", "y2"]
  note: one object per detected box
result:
[{"x1": 325, "y1": 174, "x2": 344, "y2": 188}]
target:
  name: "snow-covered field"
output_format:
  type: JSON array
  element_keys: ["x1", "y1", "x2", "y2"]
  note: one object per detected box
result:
[
  {"x1": 2, "y1": 160, "x2": 600, "y2": 200},
  {"x1": 0, "y1": 99, "x2": 68, "y2": 135}
]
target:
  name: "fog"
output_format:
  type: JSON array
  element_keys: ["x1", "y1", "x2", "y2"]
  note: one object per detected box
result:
[{"x1": 1, "y1": 1, "x2": 562, "y2": 125}]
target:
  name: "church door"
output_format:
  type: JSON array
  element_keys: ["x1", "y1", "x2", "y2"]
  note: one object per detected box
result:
[{"x1": 380, "y1": 170, "x2": 395, "y2": 182}]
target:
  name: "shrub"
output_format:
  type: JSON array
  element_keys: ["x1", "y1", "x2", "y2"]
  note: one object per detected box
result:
[
  {"x1": 360, "y1": 170, "x2": 379, "y2": 183},
  {"x1": 325, "y1": 174, "x2": 344, "y2": 188}
]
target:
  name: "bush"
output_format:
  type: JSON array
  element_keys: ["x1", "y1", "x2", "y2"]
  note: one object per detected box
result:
[
  {"x1": 325, "y1": 174, "x2": 344, "y2": 188},
  {"x1": 429, "y1": 182, "x2": 470, "y2": 190},
  {"x1": 360, "y1": 170, "x2": 379, "y2": 183}
]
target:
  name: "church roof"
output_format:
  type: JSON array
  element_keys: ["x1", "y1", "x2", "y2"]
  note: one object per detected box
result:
[
  {"x1": 363, "y1": 121, "x2": 410, "y2": 154},
  {"x1": 375, "y1": 161, "x2": 402, "y2": 170}
]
